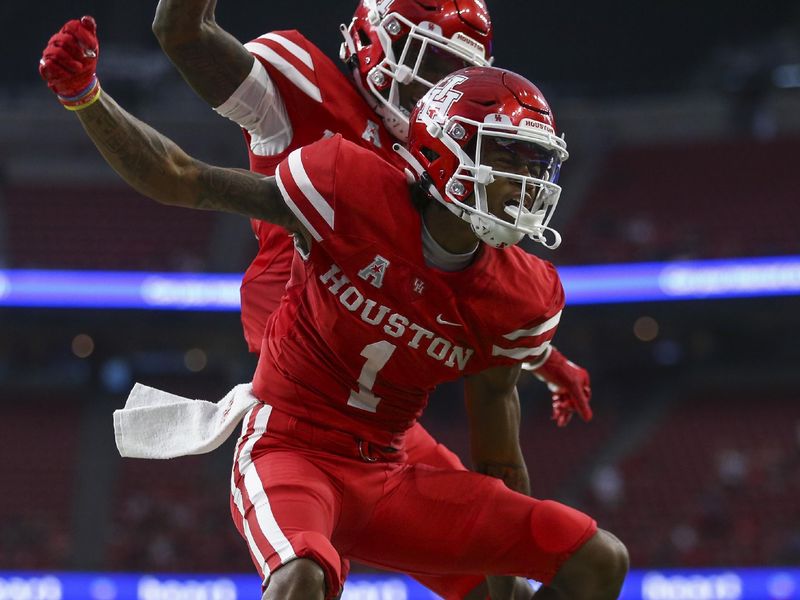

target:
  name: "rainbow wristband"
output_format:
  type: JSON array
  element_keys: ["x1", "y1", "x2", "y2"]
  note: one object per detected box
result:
[{"x1": 58, "y1": 76, "x2": 102, "y2": 111}]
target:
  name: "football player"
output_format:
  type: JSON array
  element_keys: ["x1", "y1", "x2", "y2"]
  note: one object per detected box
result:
[
  {"x1": 151, "y1": 0, "x2": 593, "y2": 427},
  {"x1": 39, "y1": 14, "x2": 602, "y2": 600},
  {"x1": 153, "y1": 3, "x2": 593, "y2": 596}
]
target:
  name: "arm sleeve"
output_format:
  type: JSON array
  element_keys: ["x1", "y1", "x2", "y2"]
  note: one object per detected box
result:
[{"x1": 213, "y1": 57, "x2": 293, "y2": 156}]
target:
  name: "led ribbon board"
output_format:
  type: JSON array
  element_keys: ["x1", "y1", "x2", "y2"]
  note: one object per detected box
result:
[
  {"x1": 1, "y1": 569, "x2": 799, "y2": 599},
  {"x1": 1, "y1": 256, "x2": 799, "y2": 310}
]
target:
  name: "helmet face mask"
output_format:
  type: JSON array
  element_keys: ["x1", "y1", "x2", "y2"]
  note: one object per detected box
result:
[
  {"x1": 405, "y1": 67, "x2": 569, "y2": 250},
  {"x1": 341, "y1": 0, "x2": 493, "y2": 141},
  {"x1": 456, "y1": 132, "x2": 564, "y2": 249}
]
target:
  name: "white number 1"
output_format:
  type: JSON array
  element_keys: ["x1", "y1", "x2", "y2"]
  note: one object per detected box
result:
[{"x1": 347, "y1": 341, "x2": 397, "y2": 413}]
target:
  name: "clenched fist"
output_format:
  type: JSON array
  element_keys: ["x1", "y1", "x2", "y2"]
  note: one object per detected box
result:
[{"x1": 39, "y1": 16, "x2": 101, "y2": 109}]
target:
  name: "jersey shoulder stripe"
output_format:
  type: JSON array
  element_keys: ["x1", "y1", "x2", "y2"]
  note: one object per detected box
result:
[
  {"x1": 492, "y1": 308, "x2": 561, "y2": 360},
  {"x1": 502, "y1": 310, "x2": 562, "y2": 341},
  {"x1": 491, "y1": 340, "x2": 552, "y2": 360},
  {"x1": 487, "y1": 255, "x2": 564, "y2": 362},
  {"x1": 275, "y1": 142, "x2": 338, "y2": 242},
  {"x1": 287, "y1": 149, "x2": 334, "y2": 229},
  {"x1": 256, "y1": 32, "x2": 314, "y2": 70},
  {"x1": 245, "y1": 36, "x2": 322, "y2": 103},
  {"x1": 275, "y1": 166, "x2": 322, "y2": 242}
]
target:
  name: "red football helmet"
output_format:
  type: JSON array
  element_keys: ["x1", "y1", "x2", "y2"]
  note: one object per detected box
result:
[
  {"x1": 340, "y1": 0, "x2": 493, "y2": 141},
  {"x1": 399, "y1": 66, "x2": 569, "y2": 249}
]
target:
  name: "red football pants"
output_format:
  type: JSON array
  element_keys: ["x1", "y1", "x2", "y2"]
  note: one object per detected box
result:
[
  {"x1": 401, "y1": 421, "x2": 486, "y2": 598},
  {"x1": 230, "y1": 404, "x2": 596, "y2": 600}
]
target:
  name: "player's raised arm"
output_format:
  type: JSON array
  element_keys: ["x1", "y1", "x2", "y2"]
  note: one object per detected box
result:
[
  {"x1": 152, "y1": 0, "x2": 254, "y2": 107},
  {"x1": 39, "y1": 17, "x2": 301, "y2": 234}
]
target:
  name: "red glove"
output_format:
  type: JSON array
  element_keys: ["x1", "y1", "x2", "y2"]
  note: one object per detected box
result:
[
  {"x1": 530, "y1": 347, "x2": 592, "y2": 427},
  {"x1": 39, "y1": 16, "x2": 101, "y2": 109}
]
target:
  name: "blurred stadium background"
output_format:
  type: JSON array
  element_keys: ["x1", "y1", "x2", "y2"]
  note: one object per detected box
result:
[{"x1": 1, "y1": 1, "x2": 799, "y2": 598}]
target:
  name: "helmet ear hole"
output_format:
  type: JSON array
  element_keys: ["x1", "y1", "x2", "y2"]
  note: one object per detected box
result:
[
  {"x1": 357, "y1": 28, "x2": 371, "y2": 47},
  {"x1": 421, "y1": 147, "x2": 440, "y2": 163}
]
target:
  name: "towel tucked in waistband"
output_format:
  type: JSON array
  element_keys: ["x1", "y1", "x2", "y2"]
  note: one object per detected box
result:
[{"x1": 113, "y1": 382, "x2": 258, "y2": 459}]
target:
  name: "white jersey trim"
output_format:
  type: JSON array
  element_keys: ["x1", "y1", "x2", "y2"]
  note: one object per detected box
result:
[
  {"x1": 503, "y1": 310, "x2": 562, "y2": 341},
  {"x1": 492, "y1": 340, "x2": 552, "y2": 360},
  {"x1": 246, "y1": 42, "x2": 323, "y2": 103},
  {"x1": 288, "y1": 149, "x2": 335, "y2": 230},
  {"x1": 275, "y1": 166, "x2": 323, "y2": 242},
  {"x1": 257, "y1": 32, "x2": 314, "y2": 70},
  {"x1": 521, "y1": 345, "x2": 554, "y2": 371}
]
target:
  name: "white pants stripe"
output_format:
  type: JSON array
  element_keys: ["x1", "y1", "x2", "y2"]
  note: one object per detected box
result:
[{"x1": 231, "y1": 403, "x2": 297, "y2": 584}]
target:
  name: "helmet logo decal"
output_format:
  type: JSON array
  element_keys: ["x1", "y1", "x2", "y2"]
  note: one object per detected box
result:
[
  {"x1": 420, "y1": 21, "x2": 443, "y2": 35},
  {"x1": 520, "y1": 118, "x2": 555, "y2": 136},
  {"x1": 418, "y1": 74, "x2": 468, "y2": 124},
  {"x1": 452, "y1": 33, "x2": 486, "y2": 59},
  {"x1": 487, "y1": 113, "x2": 512, "y2": 125},
  {"x1": 374, "y1": 0, "x2": 395, "y2": 13},
  {"x1": 358, "y1": 255, "x2": 391, "y2": 288}
]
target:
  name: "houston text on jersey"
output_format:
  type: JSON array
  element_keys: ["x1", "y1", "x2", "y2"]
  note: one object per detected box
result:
[{"x1": 320, "y1": 263, "x2": 474, "y2": 371}]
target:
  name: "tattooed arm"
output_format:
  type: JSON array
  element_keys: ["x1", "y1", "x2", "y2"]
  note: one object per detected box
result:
[
  {"x1": 152, "y1": 0, "x2": 253, "y2": 107},
  {"x1": 75, "y1": 93, "x2": 304, "y2": 238}
]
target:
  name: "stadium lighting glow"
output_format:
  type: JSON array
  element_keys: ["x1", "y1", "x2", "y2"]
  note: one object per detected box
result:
[
  {"x1": 0, "y1": 569, "x2": 798, "y2": 600},
  {"x1": 773, "y1": 63, "x2": 800, "y2": 89},
  {"x1": 1, "y1": 256, "x2": 799, "y2": 311}
]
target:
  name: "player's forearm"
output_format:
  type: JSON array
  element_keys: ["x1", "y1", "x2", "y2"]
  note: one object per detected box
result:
[
  {"x1": 76, "y1": 92, "x2": 201, "y2": 206},
  {"x1": 153, "y1": 0, "x2": 254, "y2": 107},
  {"x1": 471, "y1": 411, "x2": 531, "y2": 496},
  {"x1": 466, "y1": 370, "x2": 531, "y2": 496},
  {"x1": 75, "y1": 93, "x2": 287, "y2": 225}
]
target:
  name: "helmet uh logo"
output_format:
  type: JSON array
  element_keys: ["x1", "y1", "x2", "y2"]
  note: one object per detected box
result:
[
  {"x1": 418, "y1": 74, "x2": 467, "y2": 124},
  {"x1": 372, "y1": 0, "x2": 395, "y2": 14}
]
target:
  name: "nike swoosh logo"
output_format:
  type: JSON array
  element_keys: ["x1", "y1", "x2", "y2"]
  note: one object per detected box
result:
[{"x1": 436, "y1": 314, "x2": 462, "y2": 327}]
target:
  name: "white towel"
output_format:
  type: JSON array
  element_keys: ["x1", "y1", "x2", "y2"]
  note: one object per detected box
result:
[{"x1": 113, "y1": 382, "x2": 259, "y2": 459}]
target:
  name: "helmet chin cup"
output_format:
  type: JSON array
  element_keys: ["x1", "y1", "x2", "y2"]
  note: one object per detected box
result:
[
  {"x1": 469, "y1": 213, "x2": 524, "y2": 249},
  {"x1": 387, "y1": 117, "x2": 409, "y2": 141}
]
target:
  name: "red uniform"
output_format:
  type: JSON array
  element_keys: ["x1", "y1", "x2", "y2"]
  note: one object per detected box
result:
[
  {"x1": 237, "y1": 30, "x2": 488, "y2": 596},
  {"x1": 229, "y1": 136, "x2": 596, "y2": 598},
  {"x1": 239, "y1": 30, "x2": 404, "y2": 351}
]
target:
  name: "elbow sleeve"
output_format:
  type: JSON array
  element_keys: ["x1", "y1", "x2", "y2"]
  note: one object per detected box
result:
[{"x1": 213, "y1": 58, "x2": 293, "y2": 156}]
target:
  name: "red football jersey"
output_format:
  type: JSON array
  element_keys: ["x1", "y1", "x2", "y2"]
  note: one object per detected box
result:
[
  {"x1": 252, "y1": 135, "x2": 565, "y2": 447},
  {"x1": 239, "y1": 30, "x2": 405, "y2": 352}
]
